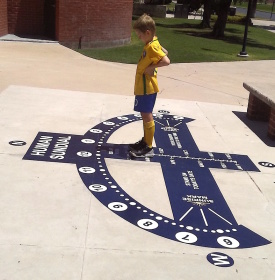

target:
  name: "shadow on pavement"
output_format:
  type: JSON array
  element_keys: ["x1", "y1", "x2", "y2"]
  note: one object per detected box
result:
[{"x1": 233, "y1": 111, "x2": 275, "y2": 147}]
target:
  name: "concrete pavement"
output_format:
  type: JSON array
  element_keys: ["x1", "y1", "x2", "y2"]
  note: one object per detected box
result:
[
  {"x1": 0, "y1": 40, "x2": 275, "y2": 279},
  {"x1": 252, "y1": 18, "x2": 275, "y2": 33},
  {"x1": 0, "y1": 40, "x2": 274, "y2": 105}
]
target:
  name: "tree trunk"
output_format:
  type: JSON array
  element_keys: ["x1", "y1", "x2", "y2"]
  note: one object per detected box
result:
[
  {"x1": 200, "y1": 0, "x2": 211, "y2": 28},
  {"x1": 212, "y1": 0, "x2": 231, "y2": 38},
  {"x1": 250, "y1": 0, "x2": 257, "y2": 18}
]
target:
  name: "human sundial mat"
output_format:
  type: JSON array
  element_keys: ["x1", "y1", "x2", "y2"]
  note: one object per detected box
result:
[{"x1": 1, "y1": 86, "x2": 275, "y2": 277}]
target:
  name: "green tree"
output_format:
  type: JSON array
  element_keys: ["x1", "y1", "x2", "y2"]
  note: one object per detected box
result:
[
  {"x1": 179, "y1": 0, "x2": 234, "y2": 37},
  {"x1": 201, "y1": 0, "x2": 211, "y2": 28},
  {"x1": 212, "y1": 0, "x2": 232, "y2": 37},
  {"x1": 250, "y1": 0, "x2": 258, "y2": 18}
]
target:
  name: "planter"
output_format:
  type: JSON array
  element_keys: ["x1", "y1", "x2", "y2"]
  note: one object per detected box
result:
[{"x1": 174, "y1": 4, "x2": 189, "y2": 18}]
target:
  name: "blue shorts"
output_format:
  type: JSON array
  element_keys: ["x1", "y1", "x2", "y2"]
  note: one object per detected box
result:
[{"x1": 134, "y1": 93, "x2": 157, "y2": 113}]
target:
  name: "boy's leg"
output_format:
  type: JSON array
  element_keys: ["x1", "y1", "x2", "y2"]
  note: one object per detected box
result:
[
  {"x1": 141, "y1": 112, "x2": 155, "y2": 148},
  {"x1": 130, "y1": 93, "x2": 156, "y2": 156}
]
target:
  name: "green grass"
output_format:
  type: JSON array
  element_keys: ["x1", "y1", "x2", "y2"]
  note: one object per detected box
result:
[
  {"x1": 77, "y1": 31, "x2": 144, "y2": 64},
  {"x1": 255, "y1": 3, "x2": 274, "y2": 13},
  {"x1": 77, "y1": 17, "x2": 275, "y2": 64}
]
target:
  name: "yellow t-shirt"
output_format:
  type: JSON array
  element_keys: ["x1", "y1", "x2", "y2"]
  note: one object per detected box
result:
[{"x1": 134, "y1": 36, "x2": 166, "y2": 95}]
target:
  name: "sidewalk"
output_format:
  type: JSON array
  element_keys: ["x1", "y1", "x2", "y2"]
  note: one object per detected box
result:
[
  {"x1": 0, "y1": 40, "x2": 275, "y2": 280},
  {"x1": 252, "y1": 18, "x2": 275, "y2": 33},
  {"x1": 0, "y1": 40, "x2": 275, "y2": 106}
]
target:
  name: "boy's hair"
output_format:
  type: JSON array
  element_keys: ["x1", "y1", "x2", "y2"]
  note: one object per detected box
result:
[{"x1": 133, "y1": 14, "x2": 156, "y2": 34}]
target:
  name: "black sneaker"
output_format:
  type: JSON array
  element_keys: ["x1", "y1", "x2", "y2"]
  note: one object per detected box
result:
[
  {"x1": 129, "y1": 144, "x2": 154, "y2": 158},
  {"x1": 128, "y1": 138, "x2": 146, "y2": 151}
]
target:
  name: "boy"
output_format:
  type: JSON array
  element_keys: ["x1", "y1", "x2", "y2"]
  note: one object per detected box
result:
[{"x1": 129, "y1": 14, "x2": 170, "y2": 158}]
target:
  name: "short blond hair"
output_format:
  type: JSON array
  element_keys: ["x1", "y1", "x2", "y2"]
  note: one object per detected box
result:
[{"x1": 133, "y1": 14, "x2": 156, "y2": 34}]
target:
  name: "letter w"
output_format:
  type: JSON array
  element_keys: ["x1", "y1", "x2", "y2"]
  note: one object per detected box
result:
[{"x1": 211, "y1": 254, "x2": 230, "y2": 266}]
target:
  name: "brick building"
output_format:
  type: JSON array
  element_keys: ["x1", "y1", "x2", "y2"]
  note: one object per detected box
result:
[{"x1": 0, "y1": 0, "x2": 133, "y2": 48}]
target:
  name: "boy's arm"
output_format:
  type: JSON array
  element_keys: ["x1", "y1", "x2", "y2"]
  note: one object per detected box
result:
[
  {"x1": 144, "y1": 55, "x2": 170, "y2": 76},
  {"x1": 161, "y1": 46, "x2": 168, "y2": 55}
]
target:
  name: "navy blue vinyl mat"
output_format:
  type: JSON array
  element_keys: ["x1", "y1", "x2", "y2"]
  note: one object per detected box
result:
[{"x1": 23, "y1": 112, "x2": 271, "y2": 249}]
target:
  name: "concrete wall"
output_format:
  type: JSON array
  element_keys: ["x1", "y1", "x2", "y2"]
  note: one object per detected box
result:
[{"x1": 0, "y1": 0, "x2": 8, "y2": 36}]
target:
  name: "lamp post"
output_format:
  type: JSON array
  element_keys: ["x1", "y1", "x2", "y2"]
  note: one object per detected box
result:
[
  {"x1": 271, "y1": 0, "x2": 275, "y2": 20},
  {"x1": 238, "y1": 0, "x2": 253, "y2": 57}
]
